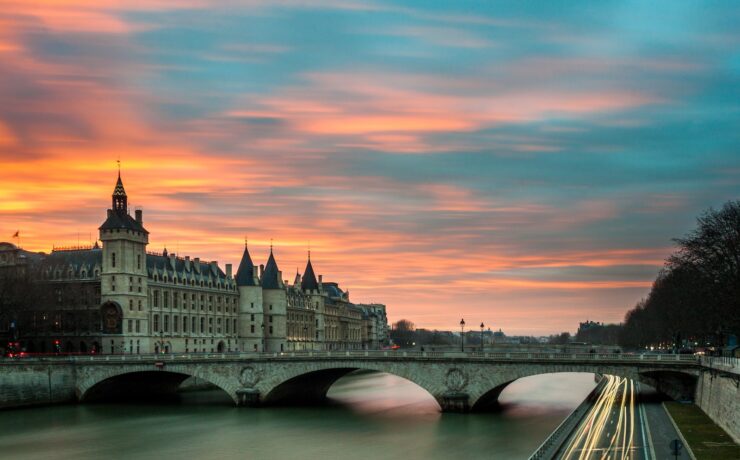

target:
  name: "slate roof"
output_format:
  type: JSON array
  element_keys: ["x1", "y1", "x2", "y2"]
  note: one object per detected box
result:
[
  {"x1": 99, "y1": 210, "x2": 148, "y2": 233},
  {"x1": 261, "y1": 250, "x2": 281, "y2": 289},
  {"x1": 301, "y1": 258, "x2": 319, "y2": 291},
  {"x1": 235, "y1": 244, "x2": 257, "y2": 286},
  {"x1": 146, "y1": 254, "x2": 232, "y2": 286},
  {"x1": 42, "y1": 248, "x2": 102, "y2": 277},
  {"x1": 323, "y1": 282, "x2": 343, "y2": 299}
]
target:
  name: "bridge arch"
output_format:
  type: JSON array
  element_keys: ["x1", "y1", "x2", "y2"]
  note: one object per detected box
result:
[
  {"x1": 468, "y1": 365, "x2": 698, "y2": 411},
  {"x1": 256, "y1": 360, "x2": 444, "y2": 408},
  {"x1": 76, "y1": 364, "x2": 240, "y2": 404}
]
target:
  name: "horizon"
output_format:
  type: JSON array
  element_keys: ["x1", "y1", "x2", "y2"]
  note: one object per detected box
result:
[{"x1": 1, "y1": 2, "x2": 739, "y2": 336}]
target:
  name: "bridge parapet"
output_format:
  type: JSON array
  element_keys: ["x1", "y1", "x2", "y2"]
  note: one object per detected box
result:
[{"x1": 6, "y1": 350, "x2": 702, "y2": 365}]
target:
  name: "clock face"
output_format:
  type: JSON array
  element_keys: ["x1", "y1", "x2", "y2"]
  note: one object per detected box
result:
[{"x1": 102, "y1": 303, "x2": 122, "y2": 334}]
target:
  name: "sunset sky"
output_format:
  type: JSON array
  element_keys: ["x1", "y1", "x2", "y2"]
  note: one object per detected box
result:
[{"x1": 1, "y1": 1, "x2": 738, "y2": 335}]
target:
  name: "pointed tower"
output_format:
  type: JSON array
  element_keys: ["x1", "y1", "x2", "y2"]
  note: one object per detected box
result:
[
  {"x1": 260, "y1": 245, "x2": 287, "y2": 352},
  {"x1": 99, "y1": 170, "x2": 149, "y2": 354},
  {"x1": 301, "y1": 252, "x2": 325, "y2": 350},
  {"x1": 235, "y1": 240, "x2": 263, "y2": 352}
]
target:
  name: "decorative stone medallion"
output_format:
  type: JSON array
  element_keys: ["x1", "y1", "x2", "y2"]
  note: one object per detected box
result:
[
  {"x1": 240, "y1": 366, "x2": 260, "y2": 387},
  {"x1": 445, "y1": 368, "x2": 467, "y2": 392}
]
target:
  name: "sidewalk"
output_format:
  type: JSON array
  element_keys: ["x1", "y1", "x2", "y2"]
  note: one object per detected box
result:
[{"x1": 664, "y1": 401, "x2": 740, "y2": 460}]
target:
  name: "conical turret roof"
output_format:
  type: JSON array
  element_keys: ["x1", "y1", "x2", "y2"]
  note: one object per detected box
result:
[
  {"x1": 235, "y1": 243, "x2": 257, "y2": 286},
  {"x1": 261, "y1": 249, "x2": 281, "y2": 289},
  {"x1": 301, "y1": 257, "x2": 319, "y2": 292}
]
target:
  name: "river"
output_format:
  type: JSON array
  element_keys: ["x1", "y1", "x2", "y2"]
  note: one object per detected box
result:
[{"x1": 1, "y1": 371, "x2": 595, "y2": 460}]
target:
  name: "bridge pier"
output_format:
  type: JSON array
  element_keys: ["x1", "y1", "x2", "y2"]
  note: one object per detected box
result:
[
  {"x1": 236, "y1": 388, "x2": 261, "y2": 407},
  {"x1": 439, "y1": 392, "x2": 470, "y2": 412}
]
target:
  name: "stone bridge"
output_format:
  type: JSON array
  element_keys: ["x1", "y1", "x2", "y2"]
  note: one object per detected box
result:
[{"x1": 68, "y1": 351, "x2": 701, "y2": 411}]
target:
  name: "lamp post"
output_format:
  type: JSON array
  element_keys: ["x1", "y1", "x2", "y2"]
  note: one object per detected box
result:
[
  {"x1": 480, "y1": 322, "x2": 485, "y2": 352},
  {"x1": 460, "y1": 318, "x2": 465, "y2": 352},
  {"x1": 303, "y1": 326, "x2": 308, "y2": 351}
]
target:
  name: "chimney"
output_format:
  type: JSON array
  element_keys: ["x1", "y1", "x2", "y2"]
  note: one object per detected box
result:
[
  {"x1": 253, "y1": 266, "x2": 258, "y2": 280},
  {"x1": 259, "y1": 264, "x2": 264, "y2": 277},
  {"x1": 226, "y1": 263, "x2": 232, "y2": 278},
  {"x1": 135, "y1": 209, "x2": 143, "y2": 224}
]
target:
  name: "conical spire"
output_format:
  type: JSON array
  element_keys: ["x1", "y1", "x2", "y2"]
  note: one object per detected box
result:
[
  {"x1": 112, "y1": 170, "x2": 127, "y2": 213},
  {"x1": 301, "y1": 253, "x2": 319, "y2": 292},
  {"x1": 235, "y1": 240, "x2": 256, "y2": 286},
  {"x1": 261, "y1": 249, "x2": 281, "y2": 289}
]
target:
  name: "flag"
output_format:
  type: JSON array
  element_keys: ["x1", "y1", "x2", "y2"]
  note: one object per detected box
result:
[{"x1": 12, "y1": 230, "x2": 19, "y2": 238}]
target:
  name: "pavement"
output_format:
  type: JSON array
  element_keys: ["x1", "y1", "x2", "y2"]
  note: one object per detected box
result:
[{"x1": 555, "y1": 375, "x2": 690, "y2": 460}]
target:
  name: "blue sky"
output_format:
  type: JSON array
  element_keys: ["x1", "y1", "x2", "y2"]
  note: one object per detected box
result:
[{"x1": 0, "y1": 0, "x2": 738, "y2": 334}]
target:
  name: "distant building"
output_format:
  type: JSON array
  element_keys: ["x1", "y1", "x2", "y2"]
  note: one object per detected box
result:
[{"x1": 0, "y1": 173, "x2": 388, "y2": 354}]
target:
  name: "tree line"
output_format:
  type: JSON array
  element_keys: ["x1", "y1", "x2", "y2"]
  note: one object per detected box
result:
[{"x1": 619, "y1": 200, "x2": 740, "y2": 349}]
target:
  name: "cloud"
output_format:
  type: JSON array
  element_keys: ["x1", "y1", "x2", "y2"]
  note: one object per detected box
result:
[{"x1": 1, "y1": 0, "x2": 738, "y2": 335}]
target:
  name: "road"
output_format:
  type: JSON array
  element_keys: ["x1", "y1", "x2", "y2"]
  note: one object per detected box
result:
[{"x1": 555, "y1": 375, "x2": 690, "y2": 460}]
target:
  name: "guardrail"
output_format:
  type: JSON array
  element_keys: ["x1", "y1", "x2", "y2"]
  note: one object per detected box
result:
[
  {"x1": 0, "y1": 351, "x2": 701, "y2": 364},
  {"x1": 700, "y1": 355, "x2": 740, "y2": 374},
  {"x1": 529, "y1": 376, "x2": 608, "y2": 460}
]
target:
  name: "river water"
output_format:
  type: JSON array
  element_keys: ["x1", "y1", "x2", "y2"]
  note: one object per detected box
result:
[{"x1": 1, "y1": 372, "x2": 595, "y2": 460}]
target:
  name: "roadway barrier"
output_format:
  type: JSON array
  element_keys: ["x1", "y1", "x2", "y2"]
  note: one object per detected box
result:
[
  {"x1": 0, "y1": 350, "x2": 702, "y2": 364},
  {"x1": 528, "y1": 376, "x2": 608, "y2": 460}
]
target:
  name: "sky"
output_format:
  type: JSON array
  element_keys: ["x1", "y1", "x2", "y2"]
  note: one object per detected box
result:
[{"x1": 0, "y1": 1, "x2": 738, "y2": 335}]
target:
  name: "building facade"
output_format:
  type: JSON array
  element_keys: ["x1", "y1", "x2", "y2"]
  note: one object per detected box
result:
[{"x1": 0, "y1": 174, "x2": 388, "y2": 355}]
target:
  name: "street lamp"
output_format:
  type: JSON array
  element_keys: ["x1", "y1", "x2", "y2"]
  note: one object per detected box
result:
[
  {"x1": 480, "y1": 322, "x2": 485, "y2": 352},
  {"x1": 460, "y1": 318, "x2": 465, "y2": 352}
]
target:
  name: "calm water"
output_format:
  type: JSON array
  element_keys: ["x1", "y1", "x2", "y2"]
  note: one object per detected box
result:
[{"x1": 1, "y1": 372, "x2": 595, "y2": 460}]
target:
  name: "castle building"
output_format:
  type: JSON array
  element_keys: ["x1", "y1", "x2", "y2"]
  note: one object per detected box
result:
[{"x1": 0, "y1": 173, "x2": 388, "y2": 354}]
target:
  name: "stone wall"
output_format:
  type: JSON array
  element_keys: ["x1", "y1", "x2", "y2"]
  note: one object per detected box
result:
[
  {"x1": 695, "y1": 370, "x2": 740, "y2": 443},
  {"x1": 0, "y1": 362, "x2": 76, "y2": 409}
]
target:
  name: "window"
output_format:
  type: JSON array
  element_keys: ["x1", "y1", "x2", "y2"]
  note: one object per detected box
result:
[
  {"x1": 183, "y1": 316, "x2": 188, "y2": 333},
  {"x1": 173, "y1": 316, "x2": 178, "y2": 333},
  {"x1": 111, "y1": 252, "x2": 116, "y2": 268},
  {"x1": 138, "y1": 300, "x2": 142, "y2": 311},
  {"x1": 192, "y1": 317, "x2": 196, "y2": 332},
  {"x1": 164, "y1": 315, "x2": 169, "y2": 332},
  {"x1": 153, "y1": 314, "x2": 160, "y2": 332},
  {"x1": 135, "y1": 320, "x2": 140, "y2": 333},
  {"x1": 250, "y1": 314, "x2": 254, "y2": 321},
  {"x1": 250, "y1": 325, "x2": 255, "y2": 333},
  {"x1": 127, "y1": 320, "x2": 132, "y2": 333},
  {"x1": 269, "y1": 315, "x2": 273, "y2": 323},
  {"x1": 137, "y1": 254, "x2": 141, "y2": 269},
  {"x1": 269, "y1": 326, "x2": 273, "y2": 334},
  {"x1": 129, "y1": 300, "x2": 133, "y2": 311},
  {"x1": 200, "y1": 317, "x2": 205, "y2": 333}
]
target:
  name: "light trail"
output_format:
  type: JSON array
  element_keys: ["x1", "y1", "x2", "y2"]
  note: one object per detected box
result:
[{"x1": 559, "y1": 375, "x2": 644, "y2": 460}]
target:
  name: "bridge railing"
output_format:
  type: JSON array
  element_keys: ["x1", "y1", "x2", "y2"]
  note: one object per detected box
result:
[
  {"x1": 700, "y1": 355, "x2": 740, "y2": 374},
  {"x1": 1, "y1": 350, "x2": 702, "y2": 364}
]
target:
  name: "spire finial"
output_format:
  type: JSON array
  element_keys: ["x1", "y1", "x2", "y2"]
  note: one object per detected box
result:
[
  {"x1": 270, "y1": 238, "x2": 273, "y2": 253},
  {"x1": 244, "y1": 235, "x2": 248, "y2": 248},
  {"x1": 116, "y1": 157, "x2": 121, "y2": 177}
]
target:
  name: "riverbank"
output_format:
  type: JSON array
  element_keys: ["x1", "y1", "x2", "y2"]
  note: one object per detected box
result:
[{"x1": 664, "y1": 402, "x2": 740, "y2": 460}]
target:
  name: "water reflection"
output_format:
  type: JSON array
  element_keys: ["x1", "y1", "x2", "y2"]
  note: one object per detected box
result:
[{"x1": 0, "y1": 371, "x2": 595, "y2": 460}]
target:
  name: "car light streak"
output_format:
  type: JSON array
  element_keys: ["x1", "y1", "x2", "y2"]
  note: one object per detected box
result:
[{"x1": 560, "y1": 375, "x2": 643, "y2": 460}]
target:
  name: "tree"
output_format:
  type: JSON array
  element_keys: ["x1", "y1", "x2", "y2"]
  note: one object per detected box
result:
[
  {"x1": 619, "y1": 200, "x2": 740, "y2": 349},
  {"x1": 548, "y1": 332, "x2": 571, "y2": 345},
  {"x1": 390, "y1": 319, "x2": 416, "y2": 347}
]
